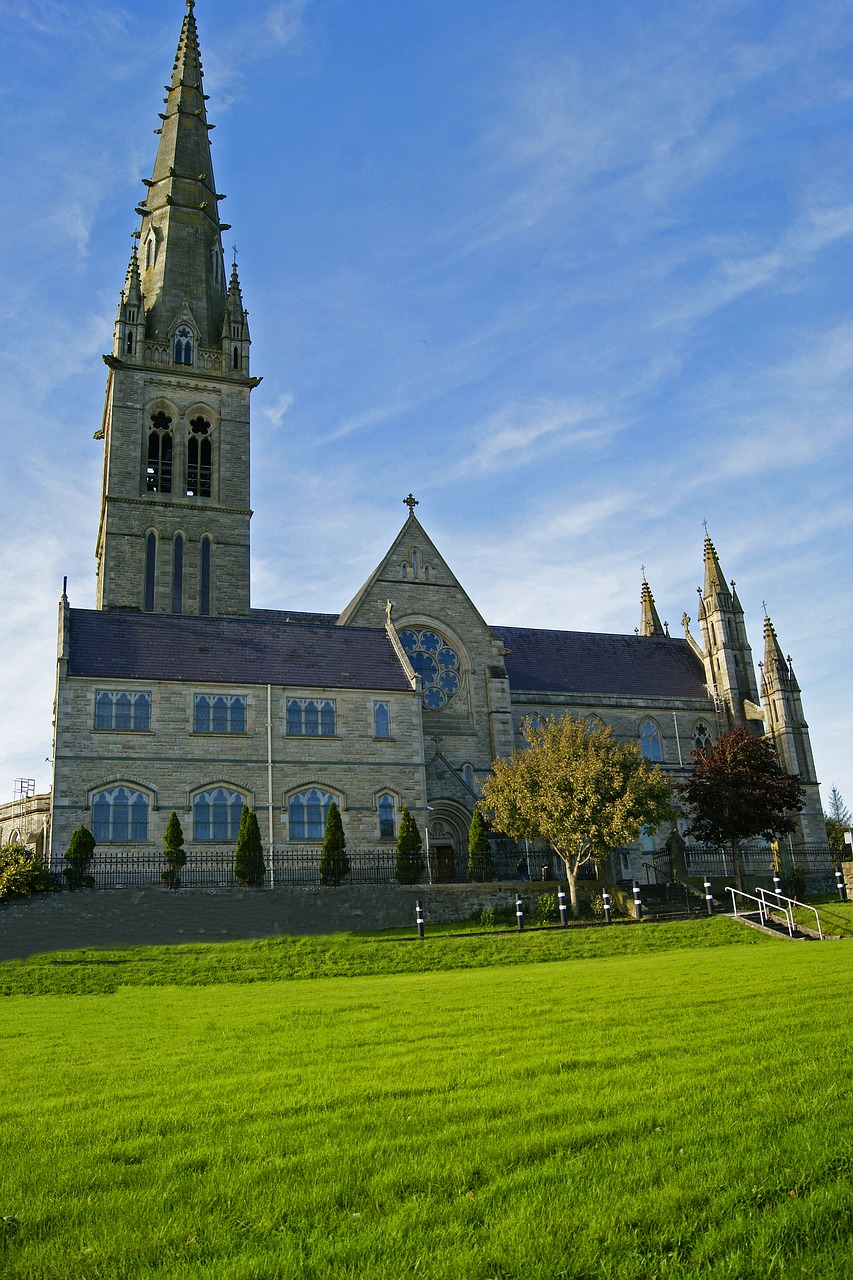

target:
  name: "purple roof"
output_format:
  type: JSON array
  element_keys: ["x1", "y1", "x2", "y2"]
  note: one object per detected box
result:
[
  {"x1": 491, "y1": 625, "x2": 709, "y2": 700},
  {"x1": 67, "y1": 609, "x2": 412, "y2": 692}
]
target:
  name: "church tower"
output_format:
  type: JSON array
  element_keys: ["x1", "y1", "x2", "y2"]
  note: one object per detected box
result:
[
  {"x1": 95, "y1": 0, "x2": 259, "y2": 616},
  {"x1": 760, "y1": 616, "x2": 827, "y2": 844},
  {"x1": 696, "y1": 536, "x2": 760, "y2": 727}
]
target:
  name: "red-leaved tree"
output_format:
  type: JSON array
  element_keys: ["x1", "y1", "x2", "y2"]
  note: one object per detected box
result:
[{"x1": 677, "y1": 727, "x2": 804, "y2": 890}]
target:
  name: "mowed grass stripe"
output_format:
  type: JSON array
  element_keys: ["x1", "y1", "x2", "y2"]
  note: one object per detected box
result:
[{"x1": 1, "y1": 942, "x2": 852, "y2": 1278}]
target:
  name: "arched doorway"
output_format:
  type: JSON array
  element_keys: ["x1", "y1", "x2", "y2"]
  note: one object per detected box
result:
[{"x1": 426, "y1": 800, "x2": 470, "y2": 883}]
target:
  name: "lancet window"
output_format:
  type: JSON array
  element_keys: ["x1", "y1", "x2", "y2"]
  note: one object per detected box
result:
[
  {"x1": 146, "y1": 412, "x2": 173, "y2": 493},
  {"x1": 187, "y1": 418, "x2": 212, "y2": 497},
  {"x1": 173, "y1": 325, "x2": 193, "y2": 366}
]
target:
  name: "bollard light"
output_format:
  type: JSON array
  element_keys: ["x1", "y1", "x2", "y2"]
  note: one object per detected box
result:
[
  {"x1": 557, "y1": 885, "x2": 568, "y2": 927},
  {"x1": 632, "y1": 880, "x2": 643, "y2": 921},
  {"x1": 415, "y1": 898, "x2": 425, "y2": 940},
  {"x1": 516, "y1": 895, "x2": 524, "y2": 931},
  {"x1": 835, "y1": 868, "x2": 846, "y2": 904},
  {"x1": 602, "y1": 889, "x2": 612, "y2": 925},
  {"x1": 704, "y1": 879, "x2": 714, "y2": 917}
]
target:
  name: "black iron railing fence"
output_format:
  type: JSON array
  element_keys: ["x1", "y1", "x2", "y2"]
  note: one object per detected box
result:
[{"x1": 49, "y1": 842, "x2": 837, "y2": 891}]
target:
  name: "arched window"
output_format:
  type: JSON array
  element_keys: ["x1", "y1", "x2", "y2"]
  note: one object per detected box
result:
[
  {"x1": 126, "y1": 331, "x2": 134, "y2": 355},
  {"x1": 173, "y1": 325, "x2": 193, "y2": 366},
  {"x1": 462, "y1": 764, "x2": 474, "y2": 789},
  {"x1": 378, "y1": 794, "x2": 395, "y2": 840},
  {"x1": 172, "y1": 534, "x2": 183, "y2": 614},
  {"x1": 186, "y1": 418, "x2": 212, "y2": 497},
  {"x1": 289, "y1": 788, "x2": 334, "y2": 841},
  {"x1": 145, "y1": 238, "x2": 154, "y2": 269},
  {"x1": 694, "y1": 722, "x2": 711, "y2": 753},
  {"x1": 233, "y1": 345, "x2": 240, "y2": 370},
  {"x1": 639, "y1": 720, "x2": 663, "y2": 763},
  {"x1": 92, "y1": 787, "x2": 148, "y2": 842},
  {"x1": 146, "y1": 411, "x2": 172, "y2": 493},
  {"x1": 194, "y1": 694, "x2": 247, "y2": 734},
  {"x1": 373, "y1": 701, "x2": 391, "y2": 738},
  {"x1": 193, "y1": 788, "x2": 244, "y2": 842},
  {"x1": 144, "y1": 532, "x2": 156, "y2": 612},
  {"x1": 200, "y1": 536, "x2": 212, "y2": 615}
]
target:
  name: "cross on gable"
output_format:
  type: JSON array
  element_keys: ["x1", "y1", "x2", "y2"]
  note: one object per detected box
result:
[{"x1": 403, "y1": 493, "x2": 419, "y2": 516}]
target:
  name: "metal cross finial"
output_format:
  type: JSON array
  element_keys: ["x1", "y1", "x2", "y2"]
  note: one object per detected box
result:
[
  {"x1": 231, "y1": 244, "x2": 238, "y2": 267},
  {"x1": 762, "y1": 600, "x2": 768, "y2": 616},
  {"x1": 403, "y1": 493, "x2": 419, "y2": 516},
  {"x1": 641, "y1": 563, "x2": 646, "y2": 580},
  {"x1": 702, "y1": 518, "x2": 709, "y2": 536}
]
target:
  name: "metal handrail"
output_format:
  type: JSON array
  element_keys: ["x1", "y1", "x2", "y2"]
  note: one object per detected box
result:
[
  {"x1": 726, "y1": 885, "x2": 794, "y2": 936},
  {"x1": 756, "y1": 887, "x2": 823, "y2": 940}
]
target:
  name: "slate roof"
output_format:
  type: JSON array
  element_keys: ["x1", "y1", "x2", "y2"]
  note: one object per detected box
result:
[
  {"x1": 67, "y1": 609, "x2": 412, "y2": 692},
  {"x1": 490, "y1": 625, "x2": 709, "y2": 700}
]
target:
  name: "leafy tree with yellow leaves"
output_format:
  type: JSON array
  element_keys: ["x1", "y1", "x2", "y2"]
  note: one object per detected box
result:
[{"x1": 480, "y1": 714, "x2": 674, "y2": 916}]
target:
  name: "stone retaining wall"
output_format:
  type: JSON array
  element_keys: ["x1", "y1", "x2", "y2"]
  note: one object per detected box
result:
[{"x1": 0, "y1": 882, "x2": 564, "y2": 961}]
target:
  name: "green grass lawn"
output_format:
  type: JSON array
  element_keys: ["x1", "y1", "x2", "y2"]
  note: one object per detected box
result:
[
  {"x1": 792, "y1": 897, "x2": 853, "y2": 938},
  {"x1": 1, "y1": 921, "x2": 852, "y2": 1279}
]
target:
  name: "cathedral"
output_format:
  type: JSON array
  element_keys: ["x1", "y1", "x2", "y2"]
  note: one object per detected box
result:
[{"x1": 49, "y1": 2, "x2": 826, "y2": 878}]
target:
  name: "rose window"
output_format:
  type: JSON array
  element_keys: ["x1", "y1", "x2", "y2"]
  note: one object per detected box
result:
[{"x1": 398, "y1": 629, "x2": 461, "y2": 710}]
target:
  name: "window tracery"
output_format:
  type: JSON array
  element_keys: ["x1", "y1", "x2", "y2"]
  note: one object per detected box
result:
[{"x1": 397, "y1": 629, "x2": 461, "y2": 710}]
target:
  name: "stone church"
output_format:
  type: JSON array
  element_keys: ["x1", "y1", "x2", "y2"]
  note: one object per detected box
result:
[{"x1": 49, "y1": 1, "x2": 826, "y2": 878}]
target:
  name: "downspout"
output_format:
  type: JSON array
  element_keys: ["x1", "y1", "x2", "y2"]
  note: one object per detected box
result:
[
  {"x1": 267, "y1": 684, "x2": 275, "y2": 888},
  {"x1": 672, "y1": 712, "x2": 683, "y2": 767}
]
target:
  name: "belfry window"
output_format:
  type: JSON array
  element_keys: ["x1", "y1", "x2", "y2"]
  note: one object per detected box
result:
[
  {"x1": 187, "y1": 418, "x2": 212, "y2": 497},
  {"x1": 233, "y1": 345, "x2": 240, "y2": 370},
  {"x1": 126, "y1": 331, "x2": 134, "y2": 355},
  {"x1": 146, "y1": 412, "x2": 172, "y2": 493},
  {"x1": 173, "y1": 325, "x2": 193, "y2": 366}
]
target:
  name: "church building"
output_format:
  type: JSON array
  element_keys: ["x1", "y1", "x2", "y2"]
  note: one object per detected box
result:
[{"x1": 49, "y1": 2, "x2": 826, "y2": 878}]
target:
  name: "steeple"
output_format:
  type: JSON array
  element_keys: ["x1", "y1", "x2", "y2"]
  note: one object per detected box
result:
[
  {"x1": 135, "y1": 0, "x2": 230, "y2": 352},
  {"x1": 95, "y1": 1, "x2": 257, "y2": 618},
  {"x1": 703, "y1": 535, "x2": 731, "y2": 607},
  {"x1": 696, "y1": 534, "x2": 760, "y2": 724},
  {"x1": 639, "y1": 577, "x2": 665, "y2": 637},
  {"x1": 760, "y1": 614, "x2": 825, "y2": 842}
]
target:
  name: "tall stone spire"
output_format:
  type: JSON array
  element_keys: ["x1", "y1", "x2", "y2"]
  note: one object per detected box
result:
[
  {"x1": 135, "y1": 0, "x2": 230, "y2": 351},
  {"x1": 96, "y1": 1, "x2": 257, "y2": 618},
  {"x1": 639, "y1": 577, "x2": 665, "y2": 636},
  {"x1": 760, "y1": 614, "x2": 825, "y2": 842},
  {"x1": 702, "y1": 535, "x2": 731, "y2": 607}
]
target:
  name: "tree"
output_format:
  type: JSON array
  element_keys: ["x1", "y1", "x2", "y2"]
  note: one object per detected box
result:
[
  {"x1": 467, "y1": 809, "x2": 494, "y2": 881},
  {"x1": 480, "y1": 714, "x2": 674, "y2": 916},
  {"x1": 824, "y1": 787, "x2": 852, "y2": 859},
  {"x1": 677, "y1": 727, "x2": 804, "y2": 890},
  {"x1": 233, "y1": 806, "x2": 267, "y2": 886},
  {"x1": 395, "y1": 806, "x2": 424, "y2": 885},
  {"x1": 161, "y1": 810, "x2": 187, "y2": 890},
  {"x1": 318, "y1": 801, "x2": 349, "y2": 886},
  {"x1": 63, "y1": 825, "x2": 96, "y2": 890},
  {"x1": 0, "y1": 843, "x2": 60, "y2": 902}
]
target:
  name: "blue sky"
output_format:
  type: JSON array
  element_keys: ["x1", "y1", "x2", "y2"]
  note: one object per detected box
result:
[{"x1": 1, "y1": 0, "x2": 851, "y2": 810}]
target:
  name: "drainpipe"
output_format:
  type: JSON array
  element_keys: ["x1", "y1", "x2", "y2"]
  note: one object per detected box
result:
[
  {"x1": 267, "y1": 684, "x2": 275, "y2": 888},
  {"x1": 672, "y1": 712, "x2": 683, "y2": 767}
]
